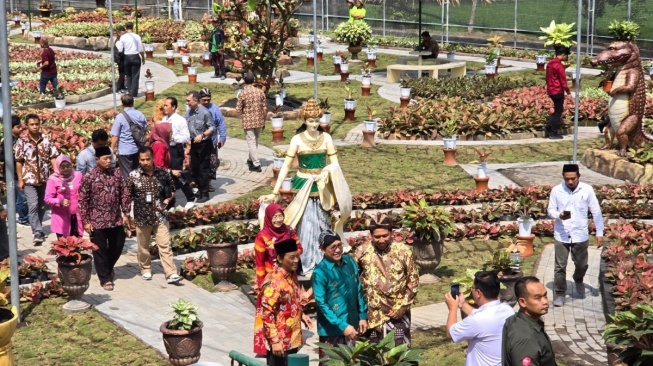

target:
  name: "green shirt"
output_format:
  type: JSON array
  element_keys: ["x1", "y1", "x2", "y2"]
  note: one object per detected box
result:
[
  {"x1": 502, "y1": 312, "x2": 557, "y2": 366},
  {"x1": 349, "y1": 7, "x2": 366, "y2": 23},
  {"x1": 312, "y1": 254, "x2": 368, "y2": 337}
]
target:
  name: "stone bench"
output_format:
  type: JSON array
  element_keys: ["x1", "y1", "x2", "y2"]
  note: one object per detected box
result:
[
  {"x1": 386, "y1": 61, "x2": 467, "y2": 83},
  {"x1": 396, "y1": 56, "x2": 438, "y2": 65}
]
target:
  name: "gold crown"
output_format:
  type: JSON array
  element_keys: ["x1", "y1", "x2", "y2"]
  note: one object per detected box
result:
[{"x1": 301, "y1": 99, "x2": 322, "y2": 119}]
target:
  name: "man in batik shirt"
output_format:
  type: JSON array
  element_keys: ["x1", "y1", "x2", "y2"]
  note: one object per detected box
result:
[
  {"x1": 255, "y1": 238, "x2": 312, "y2": 366},
  {"x1": 355, "y1": 212, "x2": 419, "y2": 345}
]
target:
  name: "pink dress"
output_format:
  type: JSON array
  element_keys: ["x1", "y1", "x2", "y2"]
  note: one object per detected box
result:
[{"x1": 44, "y1": 172, "x2": 84, "y2": 237}]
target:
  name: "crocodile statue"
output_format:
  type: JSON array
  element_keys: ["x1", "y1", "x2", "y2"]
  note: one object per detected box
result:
[{"x1": 590, "y1": 40, "x2": 651, "y2": 157}]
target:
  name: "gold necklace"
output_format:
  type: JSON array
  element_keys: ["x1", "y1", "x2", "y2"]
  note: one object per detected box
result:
[{"x1": 300, "y1": 132, "x2": 325, "y2": 151}]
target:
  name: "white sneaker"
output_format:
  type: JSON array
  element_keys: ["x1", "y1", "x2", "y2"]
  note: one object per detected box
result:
[
  {"x1": 184, "y1": 201, "x2": 195, "y2": 210},
  {"x1": 142, "y1": 273, "x2": 152, "y2": 280},
  {"x1": 167, "y1": 274, "x2": 183, "y2": 284}
]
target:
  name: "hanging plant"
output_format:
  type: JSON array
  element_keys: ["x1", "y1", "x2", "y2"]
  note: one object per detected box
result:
[{"x1": 608, "y1": 20, "x2": 640, "y2": 42}]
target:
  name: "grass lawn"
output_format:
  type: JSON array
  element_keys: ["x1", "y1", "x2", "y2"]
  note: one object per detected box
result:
[
  {"x1": 191, "y1": 268, "x2": 255, "y2": 293},
  {"x1": 286, "y1": 53, "x2": 396, "y2": 75},
  {"x1": 147, "y1": 56, "x2": 216, "y2": 76},
  {"x1": 13, "y1": 297, "x2": 168, "y2": 366}
]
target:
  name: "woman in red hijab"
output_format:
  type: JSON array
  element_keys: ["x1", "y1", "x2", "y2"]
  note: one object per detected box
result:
[{"x1": 149, "y1": 123, "x2": 172, "y2": 169}]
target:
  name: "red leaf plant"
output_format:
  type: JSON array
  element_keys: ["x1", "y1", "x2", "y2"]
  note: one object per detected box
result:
[{"x1": 48, "y1": 236, "x2": 99, "y2": 264}]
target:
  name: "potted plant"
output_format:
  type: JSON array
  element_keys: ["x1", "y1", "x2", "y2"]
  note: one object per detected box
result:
[
  {"x1": 188, "y1": 57, "x2": 198, "y2": 84},
  {"x1": 333, "y1": 50, "x2": 343, "y2": 74},
  {"x1": 316, "y1": 330, "x2": 424, "y2": 365},
  {"x1": 440, "y1": 113, "x2": 457, "y2": 149},
  {"x1": 38, "y1": 0, "x2": 54, "y2": 17},
  {"x1": 363, "y1": 105, "x2": 377, "y2": 132},
  {"x1": 484, "y1": 50, "x2": 498, "y2": 78},
  {"x1": 287, "y1": 18, "x2": 300, "y2": 37},
  {"x1": 539, "y1": 20, "x2": 577, "y2": 49},
  {"x1": 366, "y1": 42, "x2": 377, "y2": 67},
  {"x1": 272, "y1": 147, "x2": 286, "y2": 170},
  {"x1": 603, "y1": 304, "x2": 653, "y2": 366},
  {"x1": 517, "y1": 196, "x2": 538, "y2": 236},
  {"x1": 53, "y1": 86, "x2": 66, "y2": 109},
  {"x1": 607, "y1": 20, "x2": 640, "y2": 42},
  {"x1": 160, "y1": 298, "x2": 203, "y2": 366},
  {"x1": 305, "y1": 47, "x2": 315, "y2": 67},
  {"x1": 599, "y1": 65, "x2": 616, "y2": 93},
  {"x1": 482, "y1": 250, "x2": 523, "y2": 307},
  {"x1": 23, "y1": 254, "x2": 49, "y2": 282},
  {"x1": 344, "y1": 85, "x2": 356, "y2": 111},
  {"x1": 333, "y1": 21, "x2": 373, "y2": 60},
  {"x1": 339, "y1": 54, "x2": 350, "y2": 81},
  {"x1": 316, "y1": 38, "x2": 324, "y2": 62},
  {"x1": 0, "y1": 269, "x2": 18, "y2": 362},
  {"x1": 270, "y1": 105, "x2": 284, "y2": 130},
  {"x1": 165, "y1": 40, "x2": 175, "y2": 65},
  {"x1": 13, "y1": 10, "x2": 21, "y2": 26},
  {"x1": 319, "y1": 97, "x2": 331, "y2": 125},
  {"x1": 33, "y1": 29, "x2": 42, "y2": 43},
  {"x1": 442, "y1": 42, "x2": 458, "y2": 60},
  {"x1": 646, "y1": 61, "x2": 653, "y2": 77},
  {"x1": 399, "y1": 77, "x2": 412, "y2": 99},
  {"x1": 361, "y1": 62, "x2": 372, "y2": 86},
  {"x1": 48, "y1": 236, "x2": 99, "y2": 312},
  {"x1": 142, "y1": 33, "x2": 154, "y2": 58},
  {"x1": 400, "y1": 198, "x2": 454, "y2": 283},
  {"x1": 177, "y1": 38, "x2": 187, "y2": 52},
  {"x1": 486, "y1": 35, "x2": 504, "y2": 57},
  {"x1": 144, "y1": 68, "x2": 155, "y2": 92},
  {"x1": 199, "y1": 223, "x2": 240, "y2": 291}
]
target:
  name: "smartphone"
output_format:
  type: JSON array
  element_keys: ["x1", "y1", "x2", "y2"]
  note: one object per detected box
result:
[
  {"x1": 450, "y1": 283, "x2": 460, "y2": 298},
  {"x1": 563, "y1": 210, "x2": 570, "y2": 217}
]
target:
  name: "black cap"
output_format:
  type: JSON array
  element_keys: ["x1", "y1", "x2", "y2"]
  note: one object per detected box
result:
[
  {"x1": 562, "y1": 164, "x2": 579, "y2": 173},
  {"x1": 95, "y1": 146, "x2": 112, "y2": 158},
  {"x1": 274, "y1": 239, "x2": 298, "y2": 257}
]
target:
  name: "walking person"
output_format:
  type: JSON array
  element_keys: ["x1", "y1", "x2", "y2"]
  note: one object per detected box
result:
[
  {"x1": 354, "y1": 213, "x2": 419, "y2": 346},
  {"x1": 0, "y1": 115, "x2": 29, "y2": 225},
  {"x1": 236, "y1": 72, "x2": 267, "y2": 172},
  {"x1": 37, "y1": 39, "x2": 58, "y2": 94},
  {"x1": 111, "y1": 94, "x2": 148, "y2": 179},
  {"x1": 76, "y1": 129, "x2": 115, "y2": 175},
  {"x1": 547, "y1": 163, "x2": 604, "y2": 307},
  {"x1": 254, "y1": 238, "x2": 313, "y2": 366},
  {"x1": 185, "y1": 91, "x2": 214, "y2": 203},
  {"x1": 128, "y1": 147, "x2": 182, "y2": 284},
  {"x1": 208, "y1": 19, "x2": 226, "y2": 79},
  {"x1": 313, "y1": 230, "x2": 368, "y2": 366},
  {"x1": 199, "y1": 88, "x2": 227, "y2": 188},
  {"x1": 445, "y1": 271, "x2": 515, "y2": 366},
  {"x1": 118, "y1": 21, "x2": 145, "y2": 98},
  {"x1": 150, "y1": 123, "x2": 172, "y2": 169},
  {"x1": 161, "y1": 96, "x2": 195, "y2": 208},
  {"x1": 79, "y1": 146, "x2": 131, "y2": 291},
  {"x1": 113, "y1": 25, "x2": 127, "y2": 94},
  {"x1": 44, "y1": 155, "x2": 84, "y2": 238},
  {"x1": 14, "y1": 114, "x2": 59, "y2": 245},
  {"x1": 502, "y1": 276, "x2": 556, "y2": 366},
  {"x1": 544, "y1": 46, "x2": 571, "y2": 140}
]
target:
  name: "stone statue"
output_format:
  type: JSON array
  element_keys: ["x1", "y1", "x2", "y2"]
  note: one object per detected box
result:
[
  {"x1": 259, "y1": 99, "x2": 352, "y2": 275},
  {"x1": 590, "y1": 41, "x2": 651, "y2": 156}
]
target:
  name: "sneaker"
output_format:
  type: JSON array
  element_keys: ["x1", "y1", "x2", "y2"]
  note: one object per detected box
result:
[
  {"x1": 553, "y1": 295, "x2": 564, "y2": 307},
  {"x1": 142, "y1": 273, "x2": 152, "y2": 281},
  {"x1": 549, "y1": 134, "x2": 563, "y2": 140},
  {"x1": 167, "y1": 274, "x2": 183, "y2": 284},
  {"x1": 210, "y1": 75, "x2": 220, "y2": 78},
  {"x1": 192, "y1": 187, "x2": 199, "y2": 195},
  {"x1": 17, "y1": 220, "x2": 29, "y2": 227},
  {"x1": 246, "y1": 159, "x2": 254, "y2": 168},
  {"x1": 249, "y1": 165, "x2": 262, "y2": 172},
  {"x1": 209, "y1": 186, "x2": 216, "y2": 192},
  {"x1": 33, "y1": 234, "x2": 44, "y2": 246},
  {"x1": 184, "y1": 200, "x2": 196, "y2": 210},
  {"x1": 196, "y1": 196, "x2": 209, "y2": 204},
  {"x1": 220, "y1": 75, "x2": 226, "y2": 80}
]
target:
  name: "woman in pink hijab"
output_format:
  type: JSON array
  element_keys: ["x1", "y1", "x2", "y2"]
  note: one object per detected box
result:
[{"x1": 44, "y1": 155, "x2": 84, "y2": 238}]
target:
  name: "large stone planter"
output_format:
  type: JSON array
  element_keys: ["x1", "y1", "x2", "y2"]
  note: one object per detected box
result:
[
  {"x1": 499, "y1": 270, "x2": 523, "y2": 307},
  {"x1": 581, "y1": 148, "x2": 653, "y2": 185},
  {"x1": 411, "y1": 237, "x2": 444, "y2": 284},
  {"x1": 201, "y1": 242, "x2": 238, "y2": 291},
  {"x1": 348, "y1": 44, "x2": 363, "y2": 60},
  {"x1": 160, "y1": 321, "x2": 203, "y2": 366},
  {"x1": 57, "y1": 255, "x2": 92, "y2": 312},
  {"x1": 0, "y1": 307, "x2": 18, "y2": 365}
]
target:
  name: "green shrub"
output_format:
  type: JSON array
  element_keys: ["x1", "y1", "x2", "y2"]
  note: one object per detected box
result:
[{"x1": 402, "y1": 75, "x2": 537, "y2": 102}]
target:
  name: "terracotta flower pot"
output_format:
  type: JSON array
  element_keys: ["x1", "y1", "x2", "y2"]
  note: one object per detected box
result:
[
  {"x1": 603, "y1": 80, "x2": 613, "y2": 93},
  {"x1": 57, "y1": 255, "x2": 93, "y2": 312},
  {"x1": 160, "y1": 321, "x2": 203, "y2": 366},
  {"x1": 200, "y1": 242, "x2": 238, "y2": 291},
  {"x1": 442, "y1": 148, "x2": 457, "y2": 166}
]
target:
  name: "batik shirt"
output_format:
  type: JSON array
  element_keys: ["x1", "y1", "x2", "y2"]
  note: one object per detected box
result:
[
  {"x1": 235, "y1": 84, "x2": 267, "y2": 129},
  {"x1": 254, "y1": 267, "x2": 303, "y2": 352},
  {"x1": 79, "y1": 167, "x2": 130, "y2": 230},
  {"x1": 128, "y1": 166, "x2": 175, "y2": 227},
  {"x1": 14, "y1": 133, "x2": 58, "y2": 186},
  {"x1": 354, "y1": 240, "x2": 420, "y2": 329},
  {"x1": 254, "y1": 230, "x2": 303, "y2": 288}
]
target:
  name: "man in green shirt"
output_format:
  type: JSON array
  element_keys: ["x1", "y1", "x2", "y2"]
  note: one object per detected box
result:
[
  {"x1": 312, "y1": 229, "x2": 368, "y2": 365},
  {"x1": 502, "y1": 276, "x2": 557, "y2": 366},
  {"x1": 208, "y1": 18, "x2": 226, "y2": 79},
  {"x1": 348, "y1": 0, "x2": 366, "y2": 23}
]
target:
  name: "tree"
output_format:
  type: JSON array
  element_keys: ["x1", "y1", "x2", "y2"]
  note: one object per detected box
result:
[{"x1": 222, "y1": 0, "x2": 301, "y2": 89}]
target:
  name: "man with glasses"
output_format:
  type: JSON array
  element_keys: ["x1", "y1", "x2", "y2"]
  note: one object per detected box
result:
[
  {"x1": 313, "y1": 229, "x2": 368, "y2": 365},
  {"x1": 185, "y1": 91, "x2": 214, "y2": 203},
  {"x1": 198, "y1": 88, "x2": 227, "y2": 191},
  {"x1": 444, "y1": 271, "x2": 514, "y2": 366}
]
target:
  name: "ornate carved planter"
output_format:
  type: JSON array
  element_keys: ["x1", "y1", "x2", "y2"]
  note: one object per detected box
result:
[
  {"x1": 412, "y1": 237, "x2": 444, "y2": 284},
  {"x1": 348, "y1": 44, "x2": 362, "y2": 60},
  {"x1": 57, "y1": 255, "x2": 92, "y2": 312},
  {"x1": 0, "y1": 307, "x2": 18, "y2": 365},
  {"x1": 498, "y1": 270, "x2": 523, "y2": 307},
  {"x1": 201, "y1": 242, "x2": 238, "y2": 291},
  {"x1": 160, "y1": 321, "x2": 203, "y2": 366}
]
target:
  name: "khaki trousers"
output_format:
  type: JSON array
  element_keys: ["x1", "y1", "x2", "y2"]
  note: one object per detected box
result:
[
  {"x1": 244, "y1": 127, "x2": 261, "y2": 167},
  {"x1": 136, "y1": 222, "x2": 176, "y2": 277}
]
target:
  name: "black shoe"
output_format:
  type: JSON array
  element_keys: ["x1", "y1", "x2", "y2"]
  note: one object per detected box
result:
[
  {"x1": 249, "y1": 165, "x2": 262, "y2": 172},
  {"x1": 196, "y1": 196, "x2": 209, "y2": 204},
  {"x1": 246, "y1": 159, "x2": 254, "y2": 168},
  {"x1": 549, "y1": 134, "x2": 563, "y2": 140},
  {"x1": 210, "y1": 75, "x2": 220, "y2": 78}
]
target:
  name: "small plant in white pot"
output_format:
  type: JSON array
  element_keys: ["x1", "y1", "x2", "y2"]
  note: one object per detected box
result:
[
  {"x1": 270, "y1": 105, "x2": 284, "y2": 130},
  {"x1": 143, "y1": 33, "x2": 154, "y2": 58},
  {"x1": 344, "y1": 86, "x2": 356, "y2": 110},
  {"x1": 440, "y1": 115, "x2": 457, "y2": 149},
  {"x1": 272, "y1": 147, "x2": 286, "y2": 169},
  {"x1": 53, "y1": 86, "x2": 66, "y2": 109},
  {"x1": 339, "y1": 55, "x2": 350, "y2": 74},
  {"x1": 364, "y1": 105, "x2": 377, "y2": 131},
  {"x1": 160, "y1": 298, "x2": 203, "y2": 365},
  {"x1": 399, "y1": 78, "x2": 412, "y2": 98},
  {"x1": 517, "y1": 196, "x2": 539, "y2": 236},
  {"x1": 484, "y1": 50, "x2": 498, "y2": 76},
  {"x1": 361, "y1": 62, "x2": 372, "y2": 86},
  {"x1": 164, "y1": 40, "x2": 174, "y2": 58},
  {"x1": 277, "y1": 77, "x2": 286, "y2": 99},
  {"x1": 319, "y1": 97, "x2": 331, "y2": 124},
  {"x1": 144, "y1": 68, "x2": 155, "y2": 91}
]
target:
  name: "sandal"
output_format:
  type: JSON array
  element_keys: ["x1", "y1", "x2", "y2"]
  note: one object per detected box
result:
[{"x1": 103, "y1": 282, "x2": 114, "y2": 291}]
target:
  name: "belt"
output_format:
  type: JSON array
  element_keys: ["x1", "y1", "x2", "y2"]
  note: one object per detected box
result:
[{"x1": 298, "y1": 168, "x2": 321, "y2": 174}]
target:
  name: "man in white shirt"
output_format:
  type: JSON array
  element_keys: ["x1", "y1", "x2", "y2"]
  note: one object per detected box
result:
[
  {"x1": 117, "y1": 21, "x2": 145, "y2": 98},
  {"x1": 161, "y1": 96, "x2": 195, "y2": 208},
  {"x1": 445, "y1": 271, "x2": 515, "y2": 366},
  {"x1": 547, "y1": 163, "x2": 604, "y2": 307}
]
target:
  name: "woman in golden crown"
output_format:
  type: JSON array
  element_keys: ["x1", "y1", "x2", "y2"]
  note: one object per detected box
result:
[{"x1": 259, "y1": 99, "x2": 352, "y2": 275}]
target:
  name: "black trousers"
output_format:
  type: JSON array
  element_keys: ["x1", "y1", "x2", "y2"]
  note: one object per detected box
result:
[
  {"x1": 212, "y1": 51, "x2": 225, "y2": 76},
  {"x1": 124, "y1": 54, "x2": 142, "y2": 97},
  {"x1": 170, "y1": 144, "x2": 195, "y2": 201},
  {"x1": 91, "y1": 226, "x2": 126, "y2": 285},
  {"x1": 266, "y1": 348, "x2": 298, "y2": 366},
  {"x1": 117, "y1": 61, "x2": 126, "y2": 90},
  {"x1": 546, "y1": 93, "x2": 565, "y2": 134},
  {"x1": 118, "y1": 153, "x2": 139, "y2": 180},
  {"x1": 190, "y1": 140, "x2": 213, "y2": 197}
]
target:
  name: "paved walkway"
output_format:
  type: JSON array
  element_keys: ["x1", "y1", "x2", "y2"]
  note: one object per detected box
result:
[{"x1": 11, "y1": 35, "x2": 620, "y2": 365}]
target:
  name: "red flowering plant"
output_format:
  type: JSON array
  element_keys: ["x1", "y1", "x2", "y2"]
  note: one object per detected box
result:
[{"x1": 48, "y1": 236, "x2": 98, "y2": 265}]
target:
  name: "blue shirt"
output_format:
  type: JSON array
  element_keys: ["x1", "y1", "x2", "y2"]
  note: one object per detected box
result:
[
  {"x1": 75, "y1": 145, "x2": 116, "y2": 175},
  {"x1": 206, "y1": 103, "x2": 227, "y2": 145},
  {"x1": 110, "y1": 108, "x2": 147, "y2": 155},
  {"x1": 312, "y1": 254, "x2": 368, "y2": 337}
]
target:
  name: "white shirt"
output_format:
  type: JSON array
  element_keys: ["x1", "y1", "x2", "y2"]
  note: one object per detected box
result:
[
  {"x1": 118, "y1": 31, "x2": 143, "y2": 55},
  {"x1": 162, "y1": 113, "x2": 190, "y2": 145},
  {"x1": 547, "y1": 181, "x2": 604, "y2": 243},
  {"x1": 450, "y1": 300, "x2": 515, "y2": 366}
]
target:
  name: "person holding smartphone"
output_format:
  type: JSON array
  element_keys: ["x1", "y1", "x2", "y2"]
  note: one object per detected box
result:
[
  {"x1": 547, "y1": 164, "x2": 604, "y2": 307},
  {"x1": 312, "y1": 230, "x2": 368, "y2": 366},
  {"x1": 444, "y1": 271, "x2": 514, "y2": 366}
]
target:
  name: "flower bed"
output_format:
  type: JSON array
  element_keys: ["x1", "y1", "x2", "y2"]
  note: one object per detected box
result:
[{"x1": 402, "y1": 76, "x2": 537, "y2": 102}]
